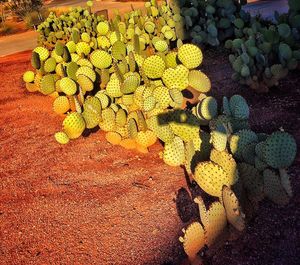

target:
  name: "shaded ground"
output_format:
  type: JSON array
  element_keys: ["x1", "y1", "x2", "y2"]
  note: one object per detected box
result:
[{"x1": 0, "y1": 49, "x2": 299, "y2": 265}]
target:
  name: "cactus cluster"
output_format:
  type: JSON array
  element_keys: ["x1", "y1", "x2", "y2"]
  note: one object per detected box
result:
[
  {"x1": 37, "y1": 0, "x2": 183, "y2": 51},
  {"x1": 170, "y1": 0, "x2": 300, "y2": 92},
  {"x1": 23, "y1": 1, "x2": 214, "y2": 161},
  {"x1": 169, "y1": 0, "x2": 248, "y2": 46},
  {"x1": 224, "y1": 0, "x2": 300, "y2": 92},
  {"x1": 178, "y1": 94, "x2": 297, "y2": 262},
  {"x1": 226, "y1": 12, "x2": 300, "y2": 92},
  {"x1": 22, "y1": 0, "x2": 297, "y2": 262}
]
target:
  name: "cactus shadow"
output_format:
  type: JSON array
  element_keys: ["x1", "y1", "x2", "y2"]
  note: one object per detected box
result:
[{"x1": 82, "y1": 126, "x2": 100, "y2": 137}]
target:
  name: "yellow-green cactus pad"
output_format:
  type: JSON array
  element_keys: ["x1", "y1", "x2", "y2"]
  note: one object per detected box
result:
[
  {"x1": 99, "y1": 108, "x2": 116, "y2": 131},
  {"x1": 165, "y1": 51, "x2": 178, "y2": 68},
  {"x1": 77, "y1": 74, "x2": 94, "y2": 92},
  {"x1": 97, "y1": 21, "x2": 110, "y2": 35},
  {"x1": 163, "y1": 136, "x2": 185, "y2": 166},
  {"x1": 188, "y1": 70, "x2": 211, "y2": 93},
  {"x1": 44, "y1": 57, "x2": 57, "y2": 73},
  {"x1": 84, "y1": 96, "x2": 102, "y2": 114},
  {"x1": 111, "y1": 40, "x2": 127, "y2": 60},
  {"x1": 63, "y1": 112, "x2": 85, "y2": 139},
  {"x1": 147, "y1": 115, "x2": 174, "y2": 143},
  {"x1": 143, "y1": 55, "x2": 166, "y2": 79},
  {"x1": 178, "y1": 44, "x2": 203, "y2": 69},
  {"x1": 75, "y1": 42, "x2": 91, "y2": 56},
  {"x1": 90, "y1": 50, "x2": 112, "y2": 69},
  {"x1": 97, "y1": 36, "x2": 111, "y2": 49},
  {"x1": 116, "y1": 108, "x2": 127, "y2": 127},
  {"x1": 95, "y1": 92, "x2": 110, "y2": 109},
  {"x1": 82, "y1": 108, "x2": 100, "y2": 129},
  {"x1": 66, "y1": 62, "x2": 79, "y2": 80},
  {"x1": 53, "y1": 96, "x2": 70, "y2": 114},
  {"x1": 194, "y1": 161, "x2": 230, "y2": 197},
  {"x1": 106, "y1": 79, "x2": 122, "y2": 98},
  {"x1": 77, "y1": 58, "x2": 93, "y2": 68},
  {"x1": 54, "y1": 131, "x2": 70, "y2": 144},
  {"x1": 168, "y1": 110, "x2": 201, "y2": 142},
  {"x1": 197, "y1": 96, "x2": 218, "y2": 121},
  {"x1": 121, "y1": 74, "x2": 140, "y2": 94},
  {"x1": 136, "y1": 130, "x2": 157, "y2": 147},
  {"x1": 153, "y1": 86, "x2": 172, "y2": 109},
  {"x1": 162, "y1": 65, "x2": 189, "y2": 90},
  {"x1": 204, "y1": 201, "x2": 227, "y2": 247},
  {"x1": 40, "y1": 74, "x2": 55, "y2": 95},
  {"x1": 222, "y1": 186, "x2": 245, "y2": 231},
  {"x1": 33, "y1": 46, "x2": 50, "y2": 61},
  {"x1": 60, "y1": 77, "x2": 77, "y2": 96},
  {"x1": 169, "y1": 88, "x2": 183, "y2": 108},
  {"x1": 143, "y1": 96, "x2": 156, "y2": 112},
  {"x1": 210, "y1": 123, "x2": 227, "y2": 152},
  {"x1": 179, "y1": 222, "x2": 205, "y2": 262},
  {"x1": 76, "y1": 66, "x2": 96, "y2": 82},
  {"x1": 210, "y1": 149, "x2": 238, "y2": 185},
  {"x1": 127, "y1": 118, "x2": 138, "y2": 139},
  {"x1": 154, "y1": 40, "x2": 168, "y2": 52},
  {"x1": 23, "y1": 71, "x2": 35, "y2": 83},
  {"x1": 105, "y1": 131, "x2": 122, "y2": 145}
]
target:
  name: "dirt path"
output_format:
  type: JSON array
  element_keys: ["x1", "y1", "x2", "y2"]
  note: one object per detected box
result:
[{"x1": 0, "y1": 50, "x2": 299, "y2": 265}]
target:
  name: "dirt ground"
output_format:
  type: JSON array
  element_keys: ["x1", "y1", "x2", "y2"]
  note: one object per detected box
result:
[{"x1": 0, "y1": 49, "x2": 299, "y2": 265}]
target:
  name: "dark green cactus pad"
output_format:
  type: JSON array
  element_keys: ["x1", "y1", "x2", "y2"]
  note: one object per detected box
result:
[
  {"x1": 263, "y1": 169, "x2": 290, "y2": 206},
  {"x1": 31, "y1": 52, "x2": 41, "y2": 70},
  {"x1": 263, "y1": 131, "x2": 297, "y2": 169},
  {"x1": 238, "y1": 162, "x2": 264, "y2": 203},
  {"x1": 241, "y1": 142, "x2": 256, "y2": 165},
  {"x1": 229, "y1": 95, "x2": 249, "y2": 120}
]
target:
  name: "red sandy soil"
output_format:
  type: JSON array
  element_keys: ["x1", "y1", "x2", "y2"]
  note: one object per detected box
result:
[{"x1": 0, "y1": 49, "x2": 299, "y2": 265}]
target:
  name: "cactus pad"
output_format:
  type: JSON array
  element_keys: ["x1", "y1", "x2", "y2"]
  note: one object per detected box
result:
[
  {"x1": 263, "y1": 131, "x2": 297, "y2": 169},
  {"x1": 178, "y1": 44, "x2": 203, "y2": 69},
  {"x1": 63, "y1": 112, "x2": 85, "y2": 139},
  {"x1": 179, "y1": 222, "x2": 205, "y2": 262},
  {"x1": 54, "y1": 131, "x2": 70, "y2": 144},
  {"x1": 222, "y1": 186, "x2": 245, "y2": 231},
  {"x1": 194, "y1": 161, "x2": 230, "y2": 197},
  {"x1": 205, "y1": 201, "x2": 227, "y2": 247},
  {"x1": 90, "y1": 50, "x2": 112, "y2": 69},
  {"x1": 60, "y1": 77, "x2": 77, "y2": 96},
  {"x1": 210, "y1": 149, "x2": 238, "y2": 185},
  {"x1": 188, "y1": 70, "x2": 211, "y2": 93},
  {"x1": 162, "y1": 65, "x2": 189, "y2": 90},
  {"x1": 142, "y1": 55, "x2": 166, "y2": 79},
  {"x1": 263, "y1": 169, "x2": 290, "y2": 206},
  {"x1": 163, "y1": 136, "x2": 185, "y2": 166},
  {"x1": 23, "y1": 71, "x2": 35, "y2": 83},
  {"x1": 53, "y1": 96, "x2": 70, "y2": 114}
]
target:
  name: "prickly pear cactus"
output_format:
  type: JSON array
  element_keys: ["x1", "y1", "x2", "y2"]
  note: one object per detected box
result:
[{"x1": 21, "y1": 1, "x2": 298, "y2": 262}]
